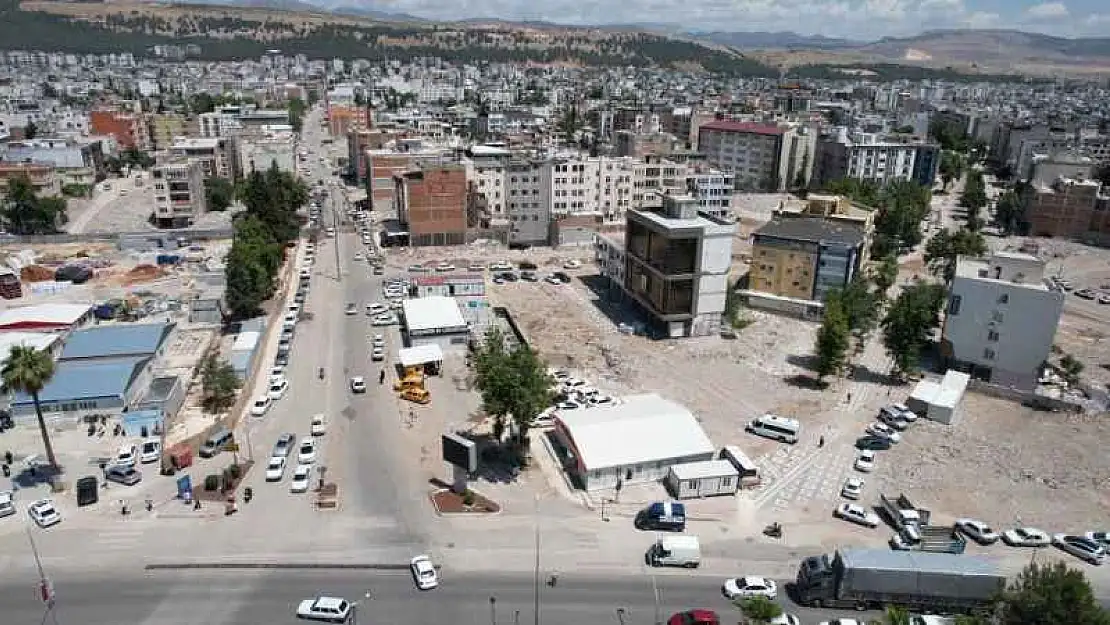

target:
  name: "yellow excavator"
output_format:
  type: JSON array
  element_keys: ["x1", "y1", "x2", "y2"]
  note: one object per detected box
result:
[{"x1": 399, "y1": 387, "x2": 430, "y2": 404}]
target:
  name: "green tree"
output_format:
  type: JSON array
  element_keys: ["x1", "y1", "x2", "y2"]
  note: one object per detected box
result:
[
  {"x1": 287, "y1": 96, "x2": 306, "y2": 133},
  {"x1": 472, "y1": 329, "x2": 554, "y2": 458},
  {"x1": 838, "y1": 277, "x2": 881, "y2": 337},
  {"x1": 1059, "y1": 353, "x2": 1084, "y2": 386},
  {"x1": 1001, "y1": 562, "x2": 1110, "y2": 625},
  {"x1": 814, "y1": 293, "x2": 850, "y2": 381},
  {"x1": 870, "y1": 180, "x2": 932, "y2": 257},
  {"x1": 1, "y1": 175, "x2": 67, "y2": 235},
  {"x1": 735, "y1": 596, "x2": 782, "y2": 624},
  {"x1": 993, "y1": 190, "x2": 1024, "y2": 234},
  {"x1": 881, "y1": 282, "x2": 946, "y2": 378},
  {"x1": 224, "y1": 214, "x2": 283, "y2": 319},
  {"x1": 204, "y1": 177, "x2": 235, "y2": 212},
  {"x1": 200, "y1": 355, "x2": 240, "y2": 413},
  {"x1": 924, "y1": 227, "x2": 987, "y2": 282},
  {"x1": 938, "y1": 151, "x2": 964, "y2": 191},
  {"x1": 872, "y1": 254, "x2": 899, "y2": 296},
  {"x1": 120, "y1": 146, "x2": 155, "y2": 170},
  {"x1": 822, "y1": 178, "x2": 880, "y2": 207},
  {"x1": 190, "y1": 93, "x2": 216, "y2": 114},
  {"x1": 883, "y1": 606, "x2": 911, "y2": 625},
  {"x1": 239, "y1": 163, "x2": 307, "y2": 244},
  {"x1": 23, "y1": 120, "x2": 38, "y2": 140},
  {"x1": 929, "y1": 117, "x2": 970, "y2": 152},
  {"x1": 960, "y1": 170, "x2": 988, "y2": 230},
  {"x1": 1, "y1": 345, "x2": 59, "y2": 472}
]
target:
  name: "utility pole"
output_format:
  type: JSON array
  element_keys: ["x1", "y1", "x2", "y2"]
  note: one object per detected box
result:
[
  {"x1": 26, "y1": 527, "x2": 55, "y2": 620},
  {"x1": 489, "y1": 596, "x2": 497, "y2": 625},
  {"x1": 650, "y1": 572, "x2": 662, "y2": 625},
  {"x1": 533, "y1": 494, "x2": 541, "y2": 625}
]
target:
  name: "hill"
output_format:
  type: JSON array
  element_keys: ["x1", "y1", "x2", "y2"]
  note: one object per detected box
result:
[{"x1": 5, "y1": 0, "x2": 775, "y2": 75}]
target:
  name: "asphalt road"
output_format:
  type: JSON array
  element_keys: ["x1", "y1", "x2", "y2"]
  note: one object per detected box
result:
[{"x1": 1, "y1": 569, "x2": 843, "y2": 625}]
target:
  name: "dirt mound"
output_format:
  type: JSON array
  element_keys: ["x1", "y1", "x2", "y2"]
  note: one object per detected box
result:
[
  {"x1": 124, "y1": 264, "x2": 165, "y2": 285},
  {"x1": 20, "y1": 265, "x2": 54, "y2": 282}
]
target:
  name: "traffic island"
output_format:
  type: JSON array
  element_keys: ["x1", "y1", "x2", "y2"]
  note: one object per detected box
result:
[
  {"x1": 196, "y1": 460, "x2": 254, "y2": 502},
  {"x1": 430, "y1": 487, "x2": 501, "y2": 515}
]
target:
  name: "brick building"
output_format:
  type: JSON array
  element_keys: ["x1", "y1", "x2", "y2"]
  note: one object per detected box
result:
[
  {"x1": 90, "y1": 109, "x2": 147, "y2": 150},
  {"x1": 394, "y1": 165, "x2": 467, "y2": 247},
  {"x1": 1026, "y1": 177, "x2": 1104, "y2": 238},
  {"x1": 327, "y1": 105, "x2": 371, "y2": 137}
]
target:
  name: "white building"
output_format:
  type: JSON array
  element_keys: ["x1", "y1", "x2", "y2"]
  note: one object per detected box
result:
[
  {"x1": 548, "y1": 155, "x2": 634, "y2": 222},
  {"x1": 462, "y1": 145, "x2": 510, "y2": 219},
  {"x1": 686, "y1": 168, "x2": 733, "y2": 220},
  {"x1": 506, "y1": 159, "x2": 552, "y2": 245},
  {"x1": 552, "y1": 393, "x2": 715, "y2": 491},
  {"x1": 169, "y1": 137, "x2": 235, "y2": 180},
  {"x1": 401, "y1": 296, "x2": 470, "y2": 352},
  {"x1": 237, "y1": 131, "x2": 296, "y2": 175},
  {"x1": 151, "y1": 158, "x2": 207, "y2": 228},
  {"x1": 632, "y1": 157, "x2": 688, "y2": 209},
  {"x1": 942, "y1": 252, "x2": 1064, "y2": 391}
]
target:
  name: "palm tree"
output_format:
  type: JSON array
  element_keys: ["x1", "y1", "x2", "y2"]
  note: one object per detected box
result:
[{"x1": 1, "y1": 345, "x2": 59, "y2": 471}]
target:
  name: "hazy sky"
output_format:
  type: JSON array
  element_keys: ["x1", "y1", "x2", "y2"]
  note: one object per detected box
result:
[{"x1": 336, "y1": 0, "x2": 1109, "y2": 40}]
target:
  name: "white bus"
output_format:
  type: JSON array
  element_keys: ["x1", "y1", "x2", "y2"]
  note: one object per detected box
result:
[{"x1": 746, "y1": 414, "x2": 800, "y2": 445}]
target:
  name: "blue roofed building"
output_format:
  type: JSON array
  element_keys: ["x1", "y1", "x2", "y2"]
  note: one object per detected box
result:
[
  {"x1": 9, "y1": 356, "x2": 154, "y2": 419},
  {"x1": 59, "y1": 322, "x2": 174, "y2": 362}
]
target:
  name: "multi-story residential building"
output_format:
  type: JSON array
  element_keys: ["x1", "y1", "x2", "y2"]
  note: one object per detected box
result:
[
  {"x1": 748, "y1": 215, "x2": 868, "y2": 314},
  {"x1": 814, "y1": 128, "x2": 939, "y2": 189},
  {"x1": 197, "y1": 111, "x2": 235, "y2": 138},
  {"x1": 942, "y1": 252, "x2": 1064, "y2": 391},
  {"x1": 0, "y1": 162, "x2": 60, "y2": 196},
  {"x1": 685, "y1": 167, "x2": 733, "y2": 220},
  {"x1": 367, "y1": 149, "x2": 448, "y2": 213},
  {"x1": 151, "y1": 158, "x2": 207, "y2": 228},
  {"x1": 1029, "y1": 152, "x2": 1094, "y2": 187},
  {"x1": 1026, "y1": 176, "x2": 1104, "y2": 238},
  {"x1": 347, "y1": 128, "x2": 402, "y2": 182},
  {"x1": 327, "y1": 104, "x2": 371, "y2": 137},
  {"x1": 462, "y1": 145, "x2": 511, "y2": 221},
  {"x1": 597, "y1": 194, "x2": 735, "y2": 338},
  {"x1": 237, "y1": 131, "x2": 295, "y2": 175},
  {"x1": 614, "y1": 131, "x2": 675, "y2": 158},
  {"x1": 698, "y1": 120, "x2": 785, "y2": 191},
  {"x1": 148, "y1": 113, "x2": 191, "y2": 151},
  {"x1": 632, "y1": 156, "x2": 688, "y2": 210},
  {"x1": 0, "y1": 138, "x2": 105, "y2": 184},
  {"x1": 506, "y1": 159, "x2": 551, "y2": 245},
  {"x1": 89, "y1": 108, "x2": 148, "y2": 150},
  {"x1": 394, "y1": 164, "x2": 467, "y2": 247},
  {"x1": 169, "y1": 137, "x2": 236, "y2": 180}
]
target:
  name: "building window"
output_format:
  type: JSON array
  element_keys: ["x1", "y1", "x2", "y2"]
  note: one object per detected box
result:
[
  {"x1": 686, "y1": 480, "x2": 697, "y2": 489},
  {"x1": 991, "y1": 310, "x2": 1004, "y2": 323},
  {"x1": 983, "y1": 348, "x2": 996, "y2": 360},
  {"x1": 987, "y1": 330, "x2": 999, "y2": 342},
  {"x1": 997, "y1": 294, "x2": 1009, "y2": 304},
  {"x1": 721, "y1": 477, "x2": 733, "y2": 487},
  {"x1": 947, "y1": 295, "x2": 962, "y2": 315}
]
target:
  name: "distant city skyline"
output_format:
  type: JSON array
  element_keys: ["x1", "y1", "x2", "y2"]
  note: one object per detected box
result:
[{"x1": 303, "y1": 0, "x2": 1110, "y2": 40}]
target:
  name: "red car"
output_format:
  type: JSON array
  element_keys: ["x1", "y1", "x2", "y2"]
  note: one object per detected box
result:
[{"x1": 669, "y1": 610, "x2": 721, "y2": 625}]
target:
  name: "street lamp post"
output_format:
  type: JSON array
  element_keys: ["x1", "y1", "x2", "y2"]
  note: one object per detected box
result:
[
  {"x1": 533, "y1": 494, "x2": 541, "y2": 625},
  {"x1": 616, "y1": 608, "x2": 627, "y2": 625},
  {"x1": 489, "y1": 596, "x2": 497, "y2": 625}
]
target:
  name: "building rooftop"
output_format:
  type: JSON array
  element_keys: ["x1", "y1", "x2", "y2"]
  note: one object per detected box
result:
[
  {"x1": 753, "y1": 216, "x2": 866, "y2": 247},
  {"x1": 402, "y1": 296, "x2": 468, "y2": 333},
  {"x1": 170, "y1": 137, "x2": 219, "y2": 150},
  {"x1": 556, "y1": 394, "x2": 714, "y2": 471},
  {"x1": 700, "y1": 120, "x2": 785, "y2": 136},
  {"x1": 954, "y1": 253, "x2": 1049, "y2": 289},
  {"x1": 10, "y1": 356, "x2": 150, "y2": 405},
  {"x1": 60, "y1": 322, "x2": 174, "y2": 360},
  {"x1": 0, "y1": 304, "x2": 91, "y2": 329},
  {"x1": 0, "y1": 332, "x2": 62, "y2": 364}
]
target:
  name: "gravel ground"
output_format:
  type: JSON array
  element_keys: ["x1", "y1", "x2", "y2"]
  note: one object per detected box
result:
[{"x1": 872, "y1": 390, "x2": 1110, "y2": 532}]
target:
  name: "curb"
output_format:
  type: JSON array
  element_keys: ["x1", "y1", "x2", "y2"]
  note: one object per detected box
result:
[
  {"x1": 145, "y1": 562, "x2": 410, "y2": 571},
  {"x1": 428, "y1": 488, "x2": 503, "y2": 517}
]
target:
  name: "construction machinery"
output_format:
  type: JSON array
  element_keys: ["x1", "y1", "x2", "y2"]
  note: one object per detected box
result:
[
  {"x1": 400, "y1": 387, "x2": 430, "y2": 404},
  {"x1": 393, "y1": 371, "x2": 424, "y2": 392}
]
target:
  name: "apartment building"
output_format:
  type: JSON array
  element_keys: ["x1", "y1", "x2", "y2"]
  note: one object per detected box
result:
[
  {"x1": 347, "y1": 129, "x2": 402, "y2": 182},
  {"x1": 0, "y1": 138, "x2": 106, "y2": 184},
  {"x1": 614, "y1": 131, "x2": 675, "y2": 158},
  {"x1": 685, "y1": 167, "x2": 733, "y2": 221},
  {"x1": 327, "y1": 104, "x2": 371, "y2": 137},
  {"x1": 89, "y1": 109, "x2": 147, "y2": 150},
  {"x1": 462, "y1": 145, "x2": 511, "y2": 220},
  {"x1": 151, "y1": 159, "x2": 207, "y2": 228},
  {"x1": 814, "y1": 129, "x2": 939, "y2": 188},
  {"x1": 198, "y1": 111, "x2": 235, "y2": 138},
  {"x1": 632, "y1": 156, "x2": 688, "y2": 210},
  {"x1": 601, "y1": 194, "x2": 736, "y2": 338},
  {"x1": 169, "y1": 137, "x2": 236, "y2": 180},
  {"x1": 148, "y1": 113, "x2": 191, "y2": 151},
  {"x1": 1026, "y1": 176, "x2": 1104, "y2": 238},
  {"x1": 367, "y1": 149, "x2": 448, "y2": 213},
  {"x1": 0, "y1": 162, "x2": 60, "y2": 196},
  {"x1": 942, "y1": 252, "x2": 1064, "y2": 391},
  {"x1": 394, "y1": 164, "x2": 467, "y2": 247},
  {"x1": 505, "y1": 159, "x2": 551, "y2": 246},
  {"x1": 697, "y1": 120, "x2": 785, "y2": 191},
  {"x1": 748, "y1": 216, "x2": 867, "y2": 313},
  {"x1": 237, "y1": 131, "x2": 295, "y2": 175}
]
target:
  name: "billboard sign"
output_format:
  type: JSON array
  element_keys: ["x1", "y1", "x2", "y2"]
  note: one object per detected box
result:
[{"x1": 441, "y1": 433, "x2": 477, "y2": 472}]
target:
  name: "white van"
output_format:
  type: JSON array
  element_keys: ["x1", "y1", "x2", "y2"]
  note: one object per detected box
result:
[
  {"x1": 647, "y1": 535, "x2": 701, "y2": 568},
  {"x1": 746, "y1": 414, "x2": 800, "y2": 444}
]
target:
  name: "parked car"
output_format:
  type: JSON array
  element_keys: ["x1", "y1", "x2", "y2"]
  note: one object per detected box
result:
[
  {"x1": 1075, "y1": 288, "x2": 1097, "y2": 300},
  {"x1": 268, "y1": 377, "x2": 289, "y2": 400},
  {"x1": 722, "y1": 576, "x2": 777, "y2": 600},
  {"x1": 105, "y1": 465, "x2": 142, "y2": 486},
  {"x1": 28, "y1": 499, "x2": 61, "y2": 528},
  {"x1": 834, "y1": 503, "x2": 880, "y2": 528},
  {"x1": 311, "y1": 414, "x2": 327, "y2": 436},
  {"x1": 265, "y1": 456, "x2": 286, "y2": 481},
  {"x1": 0, "y1": 490, "x2": 14, "y2": 518},
  {"x1": 116, "y1": 445, "x2": 138, "y2": 467},
  {"x1": 563, "y1": 259, "x2": 582, "y2": 269},
  {"x1": 955, "y1": 518, "x2": 1000, "y2": 545},
  {"x1": 371, "y1": 346, "x2": 385, "y2": 361},
  {"x1": 250, "y1": 395, "x2": 272, "y2": 416},
  {"x1": 841, "y1": 477, "x2": 864, "y2": 500},
  {"x1": 345, "y1": 303, "x2": 357, "y2": 315},
  {"x1": 855, "y1": 436, "x2": 892, "y2": 451},
  {"x1": 1084, "y1": 531, "x2": 1110, "y2": 548},
  {"x1": 290, "y1": 465, "x2": 312, "y2": 493},
  {"x1": 296, "y1": 596, "x2": 351, "y2": 623},
  {"x1": 410, "y1": 554, "x2": 440, "y2": 589},
  {"x1": 1053, "y1": 534, "x2": 1107, "y2": 565},
  {"x1": 865, "y1": 422, "x2": 902, "y2": 443},
  {"x1": 273, "y1": 433, "x2": 296, "y2": 457},
  {"x1": 854, "y1": 450, "x2": 876, "y2": 472},
  {"x1": 1002, "y1": 527, "x2": 1051, "y2": 547},
  {"x1": 350, "y1": 376, "x2": 366, "y2": 393},
  {"x1": 668, "y1": 611, "x2": 719, "y2": 625},
  {"x1": 297, "y1": 438, "x2": 317, "y2": 464}
]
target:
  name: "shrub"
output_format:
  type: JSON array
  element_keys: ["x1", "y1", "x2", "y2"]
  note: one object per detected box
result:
[
  {"x1": 227, "y1": 463, "x2": 242, "y2": 480},
  {"x1": 204, "y1": 474, "x2": 219, "y2": 491},
  {"x1": 462, "y1": 490, "x2": 476, "y2": 506}
]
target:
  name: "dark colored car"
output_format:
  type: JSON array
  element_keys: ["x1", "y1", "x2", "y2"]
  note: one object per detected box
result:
[
  {"x1": 518, "y1": 261, "x2": 538, "y2": 270},
  {"x1": 500, "y1": 272, "x2": 519, "y2": 282},
  {"x1": 521, "y1": 271, "x2": 538, "y2": 282},
  {"x1": 105, "y1": 465, "x2": 142, "y2": 486},
  {"x1": 552, "y1": 271, "x2": 571, "y2": 283},
  {"x1": 855, "y1": 435, "x2": 893, "y2": 451},
  {"x1": 668, "y1": 610, "x2": 720, "y2": 625}
]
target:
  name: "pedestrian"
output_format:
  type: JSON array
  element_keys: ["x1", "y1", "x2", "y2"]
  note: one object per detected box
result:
[
  {"x1": 379, "y1": 369, "x2": 385, "y2": 384},
  {"x1": 847, "y1": 392, "x2": 853, "y2": 403},
  {"x1": 818, "y1": 435, "x2": 825, "y2": 448}
]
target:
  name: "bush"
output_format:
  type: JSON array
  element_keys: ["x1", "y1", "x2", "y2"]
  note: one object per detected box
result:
[
  {"x1": 227, "y1": 463, "x2": 242, "y2": 480},
  {"x1": 204, "y1": 474, "x2": 219, "y2": 491},
  {"x1": 462, "y1": 490, "x2": 476, "y2": 506}
]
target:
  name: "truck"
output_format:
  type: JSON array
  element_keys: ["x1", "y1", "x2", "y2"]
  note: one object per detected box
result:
[
  {"x1": 880, "y1": 493, "x2": 929, "y2": 535},
  {"x1": 794, "y1": 548, "x2": 1005, "y2": 613},
  {"x1": 891, "y1": 525, "x2": 968, "y2": 554},
  {"x1": 635, "y1": 501, "x2": 686, "y2": 531},
  {"x1": 646, "y1": 535, "x2": 700, "y2": 568}
]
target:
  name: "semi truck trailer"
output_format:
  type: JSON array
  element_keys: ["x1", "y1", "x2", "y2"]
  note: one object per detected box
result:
[{"x1": 794, "y1": 548, "x2": 1005, "y2": 612}]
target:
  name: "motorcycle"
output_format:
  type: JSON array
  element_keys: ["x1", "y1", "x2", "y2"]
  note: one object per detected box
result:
[
  {"x1": 318, "y1": 367, "x2": 325, "y2": 380},
  {"x1": 763, "y1": 522, "x2": 783, "y2": 539}
]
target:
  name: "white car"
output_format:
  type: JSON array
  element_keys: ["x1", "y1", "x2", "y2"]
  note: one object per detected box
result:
[
  {"x1": 889, "y1": 403, "x2": 918, "y2": 422},
  {"x1": 28, "y1": 499, "x2": 61, "y2": 528},
  {"x1": 296, "y1": 596, "x2": 351, "y2": 623},
  {"x1": 819, "y1": 620, "x2": 862, "y2": 625},
  {"x1": 291, "y1": 464, "x2": 312, "y2": 493},
  {"x1": 435, "y1": 263, "x2": 456, "y2": 273},
  {"x1": 139, "y1": 439, "x2": 161, "y2": 464},
  {"x1": 0, "y1": 490, "x2": 14, "y2": 518},
  {"x1": 556, "y1": 400, "x2": 581, "y2": 412},
  {"x1": 371, "y1": 346, "x2": 385, "y2": 361},
  {"x1": 865, "y1": 422, "x2": 902, "y2": 443},
  {"x1": 841, "y1": 477, "x2": 864, "y2": 500},
  {"x1": 722, "y1": 576, "x2": 777, "y2": 600},
  {"x1": 270, "y1": 365, "x2": 286, "y2": 380},
  {"x1": 563, "y1": 259, "x2": 582, "y2": 269},
  {"x1": 1054, "y1": 534, "x2": 1108, "y2": 565},
  {"x1": 1002, "y1": 527, "x2": 1051, "y2": 547},
  {"x1": 116, "y1": 445, "x2": 138, "y2": 468},
  {"x1": 956, "y1": 518, "x2": 1001, "y2": 545},
  {"x1": 345, "y1": 303, "x2": 357, "y2": 315},
  {"x1": 372, "y1": 314, "x2": 396, "y2": 326},
  {"x1": 268, "y1": 377, "x2": 289, "y2": 400},
  {"x1": 264, "y1": 456, "x2": 286, "y2": 481},
  {"x1": 410, "y1": 554, "x2": 439, "y2": 589},
  {"x1": 490, "y1": 261, "x2": 513, "y2": 271},
  {"x1": 350, "y1": 376, "x2": 366, "y2": 393},
  {"x1": 834, "y1": 503, "x2": 880, "y2": 528},
  {"x1": 367, "y1": 303, "x2": 387, "y2": 315},
  {"x1": 770, "y1": 615, "x2": 801, "y2": 625},
  {"x1": 353, "y1": 253, "x2": 363, "y2": 262},
  {"x1": 250, "y1": 395, "x2": 272, "y2": 416},
  {"x1": 1085, "y1": 531, "x2": 1110, "y2": 548},
  {"x1": 854, "y1": 450, "x2": 875, "y2": 473},
  {"x1": 297, "y1": 438, "x2": 317, "y2": 464},
  {"x1": 371, "y1": 334, "x2": 384, "y2": 347},
  {"x1": 311, "y1": 414, "x2": 327, "y2": 436}
]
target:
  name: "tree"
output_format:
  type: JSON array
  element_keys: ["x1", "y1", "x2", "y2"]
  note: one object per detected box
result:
[
  {"x1": 735, "y1": 596, "x2": 782, "y2": 625},
  {"x1": 938, "y1": 151, "x2": 964, "y2": 191},
  {"x1": 814, "y1": 293, "x2": 850, "y2": 381},
  {"x1": 883, "y1": 606, "x2": 911, "y2": 625},
  {"x1": 881, "y1": 283, "x2": 946, "y2": 378},
  {"x1": 190, "y1": 93, "x2": 216, "y2": 114},
  {"x1": 1059, "y1": 353, "x2": 1084, "y2": 386},
  {"x1": 929, "y1": 117, "x2": 970, "y2": 153},
  {"x1": 200, "y1": 355, "x2": 240, "y2": 413},
  {"x1": 960, "y1": 170, "x2": 988, "y2": 230},
  {"x1": 1, "y1": 345, "x2": 59, "y2": 472},
  {"x1": 224, "y1": 214, "x2": 283, "y2": 319},
  {"x1": 287, "y1": 96, "x2": 306, "y2": 133},
  {"x1": 924, "y1": 227, "x2": 987, "y2": 282},
  {"x1": 23, "y1": 120, "x2": 38, "y2": 140},
  {"x1": 120, "y1": 146, "x2": 155, "y2": 170},
  {"x1": 238, "y1": 163, "x2": 308, "y2": 245},
  {"x1": 993, "y1": 190, "x2": 1024, "y2": 234},
  {"x1": 472, "y1": 329, "x2": 554, "y2": 458},
  {"x1": 871, "y1": 180, "x2": 932, "y2": 256},
  {"x1": 1, "y1": 175, "x2": 67, "y2": 235},
  {"x1": 204, "y1": 177, "x2": 235, "y2": 212},
  {"x1": 1000, "y1": 561, "x2": 1110, "y2": 625},
  {"x1": 872, "y1": 254, "x2": 899, "y2": 296}
]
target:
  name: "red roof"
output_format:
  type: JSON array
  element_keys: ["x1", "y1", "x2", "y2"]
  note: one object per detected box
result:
[{"x1": 699, "y1": 120, "x2": 785, "y2": 136}]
